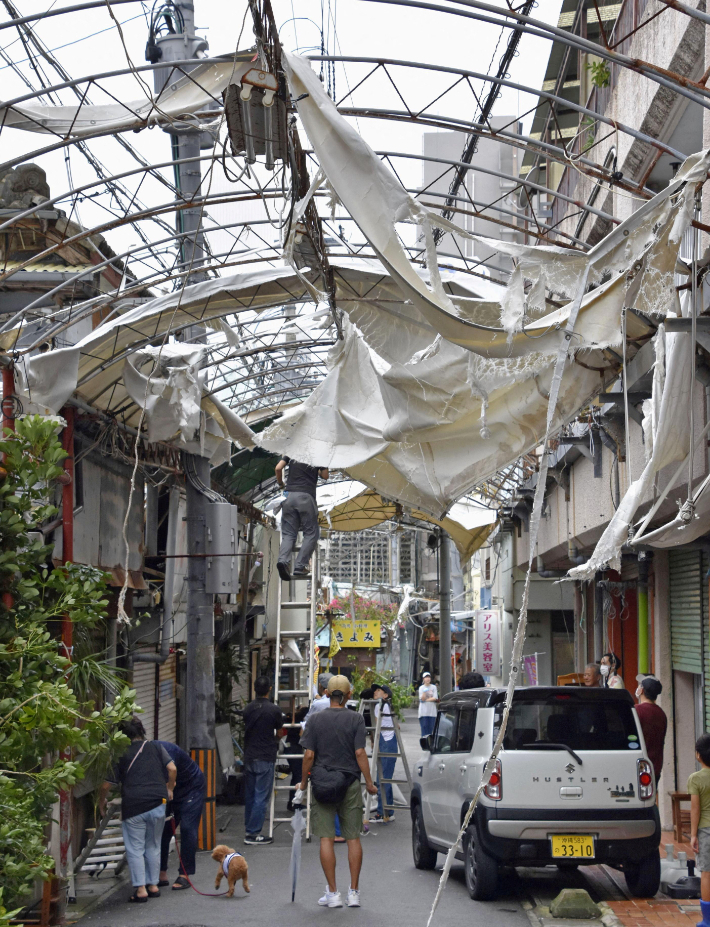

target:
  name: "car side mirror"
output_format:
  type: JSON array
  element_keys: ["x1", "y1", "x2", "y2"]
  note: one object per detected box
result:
[{"x1": 420, "y1": 735, "x2": 433, "y2": 752}]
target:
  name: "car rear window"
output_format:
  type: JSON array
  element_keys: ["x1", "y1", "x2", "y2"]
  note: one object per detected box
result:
[{"x1": 499, "y1": 695, "x2": 639, "y2": 752}]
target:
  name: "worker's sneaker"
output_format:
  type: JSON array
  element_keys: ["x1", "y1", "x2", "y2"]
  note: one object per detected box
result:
[
  {"x1": 293, "y1": 568, "x2": 310, "y2": 577},
  {"x1": 244, "y1": 834, "x2": 273, "y2": 845},
  {"x1": 318, "y1": 889, "x2": 343, "y2": 907},
  {"x1": 370, "y1": 813, "x2": 395, "y2": 823},
  {"x1": 347, "y1": 888, "x2": 361, "y2": 907},
  {"x1": 277, "y1": 562, "x2": 292, "y2": 582}
]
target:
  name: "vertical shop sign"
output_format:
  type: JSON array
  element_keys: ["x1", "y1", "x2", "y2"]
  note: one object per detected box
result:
[{"x1": 475, "y1": 608, "x2": 501, "y2": 676}]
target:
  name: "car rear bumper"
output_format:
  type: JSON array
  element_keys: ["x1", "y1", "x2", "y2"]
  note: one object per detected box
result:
[
  {"x1": 488, "y1": 819, "x2": 657, "y2": 840},
  {"x1": 477, "y1": 806, "x2": 661, "y2": 866}
]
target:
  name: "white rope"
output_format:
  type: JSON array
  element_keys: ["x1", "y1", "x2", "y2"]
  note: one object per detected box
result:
[{"x1": 426, "y1": 264, "x2": 590, "y2": 926}]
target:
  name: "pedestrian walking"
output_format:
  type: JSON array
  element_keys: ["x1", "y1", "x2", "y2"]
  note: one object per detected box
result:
[
  {"x1": 370, "y1": 683, "x2": 397, "y2": 823},
  {"x1": 99, "y1": 717, "x2": 176, "y2": 903},
  {"x1": 634, "y1": 674, "x2": 667, "y2": 787},
  {"x1": 299, "y1": 674, "x2": 378, "y2": 908},
  {"x1": 242, "y1": 675, "x2": 284, "y2": 845},
  {"x1": 156, "y1": 741, "x2": 206, "y2": 890},
  {"x1": 418, "y1": 672, "x2": 437, "y2": 738},
  {"x1": 689, "y1": 734, "x2": 710, "y2": 926},
  {"x1": 275, "y1": 456, "x2": 328, "y2": 581}
]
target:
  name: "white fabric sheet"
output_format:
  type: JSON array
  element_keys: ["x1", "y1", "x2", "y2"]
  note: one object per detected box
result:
[
  {"x1": 569, "y1": 308, "x2": 693, "y2": 579},
  {"x1": 1, "y1": 58, "x2": 251, "y2": 137}
]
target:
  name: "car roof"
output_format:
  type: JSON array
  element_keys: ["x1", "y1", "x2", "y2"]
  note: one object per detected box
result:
[{"x1": 440, "y1": 686, "x2": 635, "y2": 709}]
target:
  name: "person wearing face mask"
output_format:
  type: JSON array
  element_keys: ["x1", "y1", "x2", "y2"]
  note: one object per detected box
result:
[{"x1": 599, "y1": 652, "x2": 624, "y2": 689}]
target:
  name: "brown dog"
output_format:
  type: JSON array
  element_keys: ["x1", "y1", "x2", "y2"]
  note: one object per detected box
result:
[{"x1": 211, "y1": 844, "x2": 250, "y2": 897}]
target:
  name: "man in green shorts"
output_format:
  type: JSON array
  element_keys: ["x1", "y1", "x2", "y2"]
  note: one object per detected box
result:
[{"x1": 299, "y1": 675, "x2": 378, "y2": 909}]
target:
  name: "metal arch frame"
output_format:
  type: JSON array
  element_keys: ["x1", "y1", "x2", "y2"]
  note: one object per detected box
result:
[
  {"x1": 0, "y1": 0, "x2": 138, "y2": 32},
  {"x1": 360, "y1": 0, "x2": 710, "y2": 109},
  {"x1": 0, "y1": 148, "x2": 615, "y2": 303},
  {"x1": 308, "y1": 55, "x2": 686, "y2": 173}
]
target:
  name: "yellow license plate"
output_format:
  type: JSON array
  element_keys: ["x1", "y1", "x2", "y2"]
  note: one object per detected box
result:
[{"x1": 550, "y1": 835, "x2": 595, "y2": 859}]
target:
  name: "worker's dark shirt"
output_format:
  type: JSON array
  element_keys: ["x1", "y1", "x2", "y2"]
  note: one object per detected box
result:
[
  {"x1": 281, "y1": 457, "x2": 325, "y2": 498},
  {"x1": 636, "y1": 701, "x2": 667, "y2": 780},
  {"x1": 156, "y1": 741, "x2": 205, "y2": 801},
  {"x1": 243, "y1": 698, "x2": 285, "y2": 764}
]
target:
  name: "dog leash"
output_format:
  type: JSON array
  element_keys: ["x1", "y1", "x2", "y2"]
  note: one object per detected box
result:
[{"x1": 168, "y1": 816, "x2": 230, "y2": 896}]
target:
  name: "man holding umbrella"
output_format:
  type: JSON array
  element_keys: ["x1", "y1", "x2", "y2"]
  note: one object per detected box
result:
[{"x1": 299, "y1": 675, "x2": 378, "y2": 908}]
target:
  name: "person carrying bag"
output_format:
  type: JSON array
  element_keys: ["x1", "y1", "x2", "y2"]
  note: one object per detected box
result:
[{"x1": 299, "y1": 675, "x2": 377, "y2": 909}]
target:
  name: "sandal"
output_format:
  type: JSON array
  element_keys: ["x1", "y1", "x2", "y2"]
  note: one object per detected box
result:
[
  {"x1": 157, "y1": 880, "x2": 170, "y2": 887},
  {"x1": 147, "y1": 889, "x2": 160, "y2": 898},
  {"x1": 172, "y1": 876, "x2": 190, "y2": 891},
  {"x1": 129, "y1": 894, "x2": 148, "y2": 903},
  {"x1": 334, "y1": 836, "x2": 346, "y2": 843}
]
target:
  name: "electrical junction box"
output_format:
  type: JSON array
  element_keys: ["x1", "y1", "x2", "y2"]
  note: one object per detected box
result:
[{"x1": 205, "y1": 502, "x2": 240, "y2": 594}]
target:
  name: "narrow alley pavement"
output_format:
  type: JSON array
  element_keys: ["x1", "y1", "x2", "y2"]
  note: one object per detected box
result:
[{"x1": 73, "y1": 712, "x2": 699, "y2": 927}]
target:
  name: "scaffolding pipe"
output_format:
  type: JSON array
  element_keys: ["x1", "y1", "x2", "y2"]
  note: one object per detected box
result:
[{"x1": 439, "y1": 530, "x2": 452, "y2": 697}]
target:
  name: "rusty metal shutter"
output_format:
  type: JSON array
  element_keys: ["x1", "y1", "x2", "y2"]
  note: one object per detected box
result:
[{"x1": 669, "y1": 549, "x2": 704, "y2": 675}]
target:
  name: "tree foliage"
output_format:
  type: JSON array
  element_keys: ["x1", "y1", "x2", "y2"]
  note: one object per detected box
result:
[{"x1": 0, "y1": 416, "x2": 137, "y2": 909}]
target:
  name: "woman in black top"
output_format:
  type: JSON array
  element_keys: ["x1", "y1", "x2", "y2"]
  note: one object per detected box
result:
[{"x1": 100, "y1": 718, "x2": 177, "y2": 902}]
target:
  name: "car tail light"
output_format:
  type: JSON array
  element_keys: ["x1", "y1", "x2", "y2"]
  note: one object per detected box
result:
[
  {"x1": 637, "y1": 759, "x2": 654, "y2": 800},
  {"x1": 484, "y1": 759, "x2": 502, "y2": 801}
]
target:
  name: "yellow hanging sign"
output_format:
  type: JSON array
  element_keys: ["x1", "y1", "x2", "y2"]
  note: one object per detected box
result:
[{"x1": 331, "y1": 618, "x2": 381, "y2": 648}]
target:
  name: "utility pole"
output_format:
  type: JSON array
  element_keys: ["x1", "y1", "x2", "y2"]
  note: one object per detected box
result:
[
  {"x1": 439, "y1": 530, "x2": 452, "y2": 696},
  {"x1": 184, "y1": 453, "x2": 216, "y2": 849},
  {"x1": 149, "y1": 0, "x2": 210, "y2": 285},
  {"x1": 147, "y1": 2, "x2": 216, "y2": 847}
]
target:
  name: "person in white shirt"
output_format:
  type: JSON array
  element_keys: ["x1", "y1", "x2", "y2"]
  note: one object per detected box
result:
[
  {"x1": 417, "y1": 672, "x2": 438, "y2": 738},
  {"x1": 600, "y1": 652, "x2": 625, "y2": 690},
  {"x1": 301, "y1": 673, "x2": 334, "y2": 729},
  {"x1": 371, "y1": 684, "x2": 397, "y2": 823}
]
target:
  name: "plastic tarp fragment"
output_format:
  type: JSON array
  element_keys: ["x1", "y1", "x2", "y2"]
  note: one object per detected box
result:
[
  {"x1": 0, "y1": 57, "x2": 252, "y2": 137},
  {"x1": 317, "y1": 479, "x2": 497, "y2": 565}
]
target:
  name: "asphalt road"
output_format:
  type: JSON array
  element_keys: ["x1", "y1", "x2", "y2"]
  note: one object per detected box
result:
[{"x1": 78, "y1": 711, "x2": 625, "y2": 927}]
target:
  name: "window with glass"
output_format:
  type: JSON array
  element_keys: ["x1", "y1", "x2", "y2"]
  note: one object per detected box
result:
[
  {"x1": 499, "y1": 694, "x2": 638, "y2": 752},
  {"x1": 454, "y1": 708, "x2": 477, "y2": 753},
  {"x1": 432, "y1": 709, "x2": 457, "y2": 753}
]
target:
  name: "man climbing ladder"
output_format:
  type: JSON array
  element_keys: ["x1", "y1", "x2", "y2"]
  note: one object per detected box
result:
[{"x1": 275, "y1": 456, "x2": 328, "y2": 581}]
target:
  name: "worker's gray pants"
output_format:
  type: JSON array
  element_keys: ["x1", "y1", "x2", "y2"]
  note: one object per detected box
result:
[{"x1": 278, "y1": 492, "x2": 319, "y2": 572}]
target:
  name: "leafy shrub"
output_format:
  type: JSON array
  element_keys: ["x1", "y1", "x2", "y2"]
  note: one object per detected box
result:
[{"x1": 0, "y1": 416, "x2": 137, "y2": 905}]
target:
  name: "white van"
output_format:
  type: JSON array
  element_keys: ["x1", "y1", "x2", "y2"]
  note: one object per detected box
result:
[{"x1": 411, "y1": 686, "x2": 661, "y2": 899}]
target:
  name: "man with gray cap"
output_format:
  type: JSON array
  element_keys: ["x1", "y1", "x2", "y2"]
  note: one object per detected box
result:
[
  {"x1": 635, "y1": 674, "x2": 667, "y2": 786},
  {"x1": 300, "y1": 675, "x2": 378, "y2": 909}
]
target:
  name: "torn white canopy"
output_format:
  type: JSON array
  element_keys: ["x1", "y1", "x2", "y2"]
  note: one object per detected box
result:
[
  {"x1": 283, "y1": 53, "x2": 708, "y2": 353},
  {"x1": 569, "y1": 310, "x2": 694, "y2": 579},
  {"x1": 0, "y1": 56, "x2": 251, "y2": 137}
]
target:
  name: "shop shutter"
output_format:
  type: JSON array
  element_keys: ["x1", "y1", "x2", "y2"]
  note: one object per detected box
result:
[
  {"x1": 131, "y1": 656, "x2": 156, "y2": 739},
  {"x1": 669, "y1": 549, "x2": 704, "y2": 675},
  {"x1": 157, "y1": 654, "x2": 177, "y2": 742}
]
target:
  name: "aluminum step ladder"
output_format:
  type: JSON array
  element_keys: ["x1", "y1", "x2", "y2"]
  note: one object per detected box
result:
[
  {"x1": 74, "y1": 803, "x2": 126, "y2": 877},
  {"x1": 359, "y1": 698, "x2": 413, "y2": 823},
  {"x1": 267, "y1": 545, "x2": 319, "y2": 838}
]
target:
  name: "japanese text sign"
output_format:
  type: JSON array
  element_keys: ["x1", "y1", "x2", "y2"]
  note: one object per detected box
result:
[
  {"x1": 331, "y1": 618, "x2": 381, "y2": 648},
  {"x1": 475, "y1": 608, "x2": 501, "y2": 676}
]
